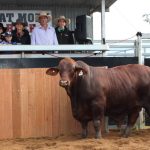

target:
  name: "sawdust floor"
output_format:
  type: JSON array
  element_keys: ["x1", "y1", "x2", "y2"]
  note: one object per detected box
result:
[{"x1": 0, "y1": 129, "x2": 150, "y2": 150}]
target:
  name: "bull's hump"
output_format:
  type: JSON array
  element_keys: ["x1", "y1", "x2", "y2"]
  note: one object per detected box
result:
[{"x1": 60, "y1": 58, "x2": 76, "y2": 65}]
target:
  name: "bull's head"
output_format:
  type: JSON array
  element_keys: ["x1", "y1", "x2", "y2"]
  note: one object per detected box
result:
[{"x1": 46, "y1": 58, "x2": 88, "y2": 87}]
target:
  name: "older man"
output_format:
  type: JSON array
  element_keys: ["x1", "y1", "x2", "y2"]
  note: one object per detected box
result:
[{"x1": 31, "y1": 11, "x2": 58, "y2": 45}]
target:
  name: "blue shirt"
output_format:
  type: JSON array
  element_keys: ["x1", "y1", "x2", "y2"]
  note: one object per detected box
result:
[
  {"x1": 31, "y1": 25, "x2": 58, "y2": 45},
  {"x1": 1, "y1": 41, "x2": 16, "y2": 45}
]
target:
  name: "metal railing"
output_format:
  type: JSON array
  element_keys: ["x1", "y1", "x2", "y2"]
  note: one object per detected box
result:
[
  {"x1": 0, "y1": 44, "x2": 109, "y2": 58},
  {"x1": 0, "y1": 33, "x2": 149, "y2": 60}
]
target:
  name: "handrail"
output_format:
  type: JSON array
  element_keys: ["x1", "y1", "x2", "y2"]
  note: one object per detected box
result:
[
  {"x1": 0, "y1": 44, "x2": 109, "y2": 51},
  {"x1": 0, "y1": 39, "x2": 149, "y2": 58}
]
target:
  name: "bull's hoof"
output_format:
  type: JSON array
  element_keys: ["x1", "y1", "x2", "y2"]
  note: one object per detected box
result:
[
  {"x1": 82, "y1": 134, "x2": 87, "y2": 138},
  {"x1": 95, "y1": 133, "x2": 102, "y2": 139},
  {"x1": 81, "y1": 131, "x2": 88, "y2": 138},
  {"x1": 119, "y1": 129, "x2": 125, "y2": 137},
  {"x1": 122, "y1": 127, "x2": 131, "y2": 138},
  {"x1": 95, "y1": 136, "x2": 101, "y2": 139},
  {"x1": 121, "y1": 131, "x2": 131, "y2": 138},
  {"x1": 122, "y1": 133, "x2": 130, "y2": 138},
  {"x1": 120, "y1": 131, "x2": 130, "y2": 138}
]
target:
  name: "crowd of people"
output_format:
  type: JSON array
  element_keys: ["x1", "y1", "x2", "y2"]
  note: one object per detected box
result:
[{"x1": 0, "y1": 11, "x2": 75, "y2": 48}]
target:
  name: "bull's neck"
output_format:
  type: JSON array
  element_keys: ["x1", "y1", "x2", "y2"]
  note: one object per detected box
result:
[
  {"x1": 64, "y1": 74, "x2": 81, "y2": 97},
  {"x1": 65, "y1": 86, "x2": 71, "y2": 96}
]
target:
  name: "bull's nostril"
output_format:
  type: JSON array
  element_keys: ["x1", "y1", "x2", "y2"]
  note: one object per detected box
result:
[
  {"x1": 60, "y1": 80, "x2": 67, "y2": 84},
  {"x1": 59, "y1": 80, "x2": 69, "y2": 87}
]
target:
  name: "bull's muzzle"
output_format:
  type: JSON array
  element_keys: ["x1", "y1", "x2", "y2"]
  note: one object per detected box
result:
[{"x1": 59, "y1": 80, "x2": 69, "y2": 87}]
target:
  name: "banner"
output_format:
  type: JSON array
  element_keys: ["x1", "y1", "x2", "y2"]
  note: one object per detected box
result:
[{"x1": 0, "y1": 10, "x2": 52, "y2": 33}]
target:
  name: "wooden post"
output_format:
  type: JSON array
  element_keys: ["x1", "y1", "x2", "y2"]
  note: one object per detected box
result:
[
  {"x1": 101, "y1": 0, "x2": 106, "y2": 45},
  {"x1": 136, "y1": 32, "x2": 143, "y2": 64},
  {"x1": 136, "y1": 32, "x2": 145, "y2": 129}
]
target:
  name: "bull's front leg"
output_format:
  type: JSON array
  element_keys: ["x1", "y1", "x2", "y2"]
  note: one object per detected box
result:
[
  {"x1": 92, "y1": 104, "x2": 104, "y2": 139},
  {"x1": 93, "y1": 119, "x2": 102, "y2": 139},
  {"x1": 81, "y1": 121, "x2": 88, "y2": 138}
]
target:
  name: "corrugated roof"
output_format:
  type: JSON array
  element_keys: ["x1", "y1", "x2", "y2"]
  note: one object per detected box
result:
[
  {"x1": 0, "y1": 0, "x2": 117, "y2": 13},
  {"x1": 0, "y1": 0, "x2": 117, "y2": 30}
]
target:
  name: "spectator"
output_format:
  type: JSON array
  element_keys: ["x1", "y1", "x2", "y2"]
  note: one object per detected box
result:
[
  {"x1": 55, "y1": 16, "x2": 74, "y2": 44},
  {"x1": 2, "y1": 32, "x2": 16, "y2": 45},
  {"x1": 0, "y1": 23, "x2": 6, "y2": 43},
  {"x1": 12, "y1": 19, "x2": 31, "y2": 45},
  {"x1": 31, "y1": 11, "x2": 58, "y2": 45},
  {"x1": 1, "y1": 31, "x2": 17, "y2": 54}
]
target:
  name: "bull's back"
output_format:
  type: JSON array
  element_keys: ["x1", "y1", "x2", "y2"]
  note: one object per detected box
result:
[{"x1": 97, "y1": 64, "x2": 150, "y2": 114}]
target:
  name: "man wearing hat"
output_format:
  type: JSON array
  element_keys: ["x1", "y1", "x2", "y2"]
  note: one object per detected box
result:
[
  {"x1": 31, "y1": 11, "x2": 58, "y2": 45},
  {"x1": 55, "y1": 16, "x2": 74, "y2": 45},
  {"x1": 12, "y1": 19, "x2": 31, "y2": 45}
]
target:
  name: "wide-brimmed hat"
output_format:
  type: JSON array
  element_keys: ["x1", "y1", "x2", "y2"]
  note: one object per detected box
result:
[
  {"x1": 4, "y1": 31, "x2": 12, "y2": 37},
  {"x1": 0, "y1": 23, "x2": 7, "y2": 33},
  {"x1": 38, "y1": 11, "x2": 52, "y2": 22},
  {"x1": 12, "y1": 19, "x2": 28, "y2": 27},
  {"x1": 55, "y1": 16, "x2": 71, "y2": 26}
]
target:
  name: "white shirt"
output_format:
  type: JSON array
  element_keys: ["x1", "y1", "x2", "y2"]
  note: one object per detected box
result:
[{"x1": 31, "y1": 25, "x2": 58, "y2": 45}]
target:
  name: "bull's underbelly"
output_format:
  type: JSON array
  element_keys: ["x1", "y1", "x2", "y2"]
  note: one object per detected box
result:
[
  {"x1": 70, "y1": 92, "x2": 143, "y2": 123},
  {"x1": 72, "y1": 106, "x2": 130, "y2": 123},
  {"x1": 105, "y1": 107, "x2": 128, "y2": 120},
  {"x1": 105, "y1": 102, "x2": 142, "y2": 121},
  {"x1": 105, "y1": 105, "x2": 128, "y2": 115}
]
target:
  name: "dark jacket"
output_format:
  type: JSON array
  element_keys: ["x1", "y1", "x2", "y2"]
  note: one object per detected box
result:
[
  {"x1": 55, "y1": 26, "x2": 74, "y2": 44},
  {"x1": 12, "y1": 29, "x2": 31, "y2": 44},
  {"x1": 0, "y1": 34, "x2": 5, "y2": 42}
]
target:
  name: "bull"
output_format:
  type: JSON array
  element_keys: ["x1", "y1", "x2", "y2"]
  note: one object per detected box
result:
[{"x1": 46, "y1": 58, "x2": 150, "y2": 138}]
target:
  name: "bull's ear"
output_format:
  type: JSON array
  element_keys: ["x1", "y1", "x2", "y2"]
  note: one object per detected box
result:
[
  {"x1": 74, "y1": 61, "x2": 88, "y2": 76},
  {"x1": 46, "y1": 67, "x2": 59, "y2": 76},
  {"x1": 75, "y1": 66, "x2": 87, "y2": 76}
]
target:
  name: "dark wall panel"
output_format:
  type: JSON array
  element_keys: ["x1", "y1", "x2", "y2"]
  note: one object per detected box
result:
[
  {"x1": 0, "y1": 57, "x2": 138, "y2": 69},
  {"x1": 145, "y1": 58, "x2": 150, "y2": 66}
]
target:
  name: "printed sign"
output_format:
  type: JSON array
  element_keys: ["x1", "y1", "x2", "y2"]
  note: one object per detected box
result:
[{"x1": 0, "y1": 10, "x2": 52, "y2": 32}]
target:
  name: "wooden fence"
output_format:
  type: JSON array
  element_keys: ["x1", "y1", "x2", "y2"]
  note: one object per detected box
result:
[{"x1": 0, "y1": 68, "x2": 85, "y2": 139}]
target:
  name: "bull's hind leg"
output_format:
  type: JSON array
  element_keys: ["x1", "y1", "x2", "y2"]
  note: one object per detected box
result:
[
  {"x1": 123, "y1": 108, "x2": 141, "y2": 138},
  {"x1": 81, "y1": 121, "x2": 88, "y2": 138},
  {"x1": 140, "y1": 93, "x2": 150, "y2": 117}
]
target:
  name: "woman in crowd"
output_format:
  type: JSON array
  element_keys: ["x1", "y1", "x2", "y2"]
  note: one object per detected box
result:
[
  {"x1": 0, "y1": 23, "x2": 6, "y2": 43},
  {"x1": 12, "y1": 19, "x2": 31, "y2": 44}
]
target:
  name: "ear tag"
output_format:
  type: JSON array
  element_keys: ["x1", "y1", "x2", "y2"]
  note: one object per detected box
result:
[{"x1": 78, "y1": 70, "x2": 83, "y2": 76}]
